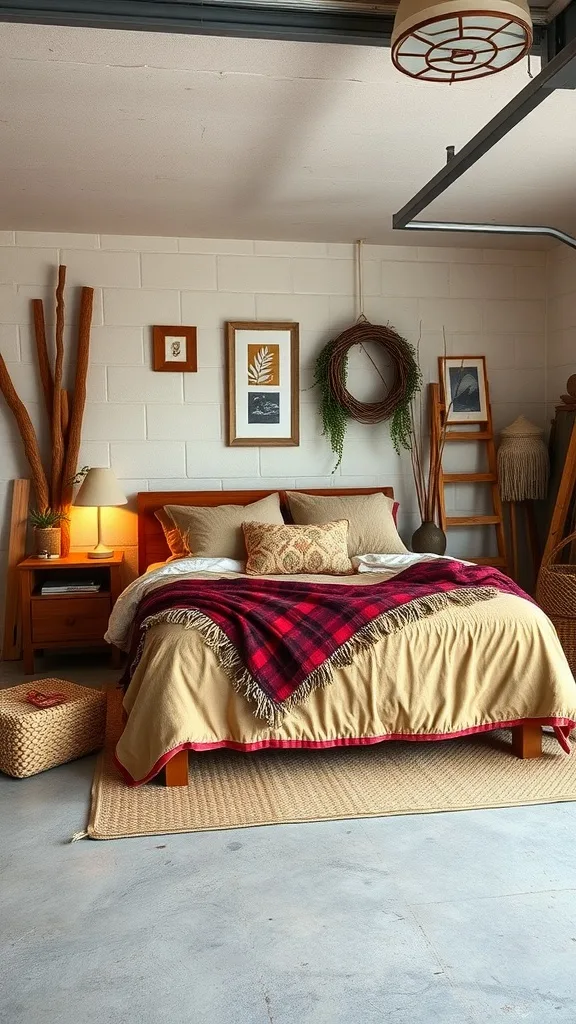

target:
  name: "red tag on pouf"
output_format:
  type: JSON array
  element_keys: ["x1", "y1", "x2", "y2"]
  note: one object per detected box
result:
[{"x1": 25, "y1": 690, "x2": 68, "y2": 709}]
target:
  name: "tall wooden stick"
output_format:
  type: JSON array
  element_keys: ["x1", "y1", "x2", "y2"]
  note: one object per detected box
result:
[
  {"x1": 60, "y1": 286, "x2": 93, "y2": 511},
  {"x1": 0, "y1": 354, "x2": 49, "y2": 510},
  {"x1": 59, "y1": 288, "x2": 93, "y2": 557},
  {"x1": 32, "y1": 299, "x2": 53, "y2": 421},
  {"x1": 59, "y1": 387, "x2": 71, "y2": 551},
  {"x1": 51, "y1": 265, "x2": 66, "y2": 507}
]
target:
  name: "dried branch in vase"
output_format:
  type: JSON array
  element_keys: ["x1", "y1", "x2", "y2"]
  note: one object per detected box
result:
[
  {"x1": 408, "y1": 331, "x2": 457, "y2": 533},
  {"x1": 409, "y1": 391, "x2": 449, "y2": 527}
]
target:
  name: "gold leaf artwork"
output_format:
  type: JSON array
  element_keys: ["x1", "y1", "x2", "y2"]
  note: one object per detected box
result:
[{"x1": 247, "y1": 344, "x2": 280, "y2": 386}]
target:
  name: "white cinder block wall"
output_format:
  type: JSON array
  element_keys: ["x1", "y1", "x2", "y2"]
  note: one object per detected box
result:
[
  {"x1": 546, "y1": 244, "x2": 576, "y2": 417},
  {"x1": 0, "y1": 232, "x2": 548, "y2": 586}
]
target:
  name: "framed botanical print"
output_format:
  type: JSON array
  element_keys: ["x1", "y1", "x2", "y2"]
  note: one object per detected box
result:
[
  {"x1": 153, "y1": 325, "x2": 197, "y2": 372},
  {"x1": 439, "y1": 356, "x2": 488, "y2": 424},
  {"x1": 226, "y1": 321, "x2": 300, "y2": 447}
]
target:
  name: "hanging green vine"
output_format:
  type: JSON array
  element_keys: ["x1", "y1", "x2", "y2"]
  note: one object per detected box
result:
[
  {"x1": 313, "y1": 339, "x2": 349, "y2": 469},
  {"x1": 313, "y1": 320, "x2": 422, "y2": 470},
  {"x1": 389, "y1": 340, "x2": 422, "y2": 454}
]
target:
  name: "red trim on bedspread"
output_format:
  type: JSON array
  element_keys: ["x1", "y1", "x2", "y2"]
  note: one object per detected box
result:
[{"x1": 113, "y1": 717, "x2": 575, "y2": 786}]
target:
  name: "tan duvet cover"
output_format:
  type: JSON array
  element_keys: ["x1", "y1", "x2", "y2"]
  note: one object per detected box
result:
[{"x1": 112, "y1": 570, "x2": 576, "y2": 785}]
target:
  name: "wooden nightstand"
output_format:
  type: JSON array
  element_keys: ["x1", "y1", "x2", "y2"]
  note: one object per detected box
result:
[{"x1": 18, "y1": 552, "x2": 124, "y2": 674}]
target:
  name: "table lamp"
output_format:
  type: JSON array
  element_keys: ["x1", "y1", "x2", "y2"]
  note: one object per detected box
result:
[{"x1": 73, "y1": 468, "x2": 127, "y2": 559}]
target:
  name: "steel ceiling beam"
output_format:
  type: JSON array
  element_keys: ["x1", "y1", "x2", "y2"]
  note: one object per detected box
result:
[
  {"x1": 0, "y1": 0, "x2": 396, "y2": 45},
  {"x1": 392, "y1": 11, "x2": 576, "y2": 246},
  {"x1": 400, "y1": 221, "x2": 576, "y2": 250},
  {"x1": 0, "y1": 0, "x2": 548, "y2": 47}
]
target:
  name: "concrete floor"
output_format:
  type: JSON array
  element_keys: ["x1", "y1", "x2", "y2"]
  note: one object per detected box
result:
[{"x1": 2, "y1": 655, "x2": 576, "y2": 1024}]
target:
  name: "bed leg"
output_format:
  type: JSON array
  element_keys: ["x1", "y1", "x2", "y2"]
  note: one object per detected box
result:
[
  {"x1": 511, "y1": 723, "x2": 542, "y2": 759},
  {"x1": 164, "y1": 750, "x2": 189, "y2": 786}
]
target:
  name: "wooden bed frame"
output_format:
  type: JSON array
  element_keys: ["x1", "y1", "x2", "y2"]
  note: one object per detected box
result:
[
  {"x1": 137, "y1": 486, "x2": 395, "y2": 575},
  {"x1": 135, "y1": 486, "x2": 543, "y2": 786}
]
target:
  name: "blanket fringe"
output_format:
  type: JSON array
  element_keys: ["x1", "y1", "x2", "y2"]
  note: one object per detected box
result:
[{"x1": 136, "y1": 586, "x2": 501, "y2": 728}]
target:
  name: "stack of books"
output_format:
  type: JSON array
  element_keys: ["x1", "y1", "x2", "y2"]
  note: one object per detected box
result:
[{"x1": 40, "y1": 579, "x2": 102, "y2": 595}]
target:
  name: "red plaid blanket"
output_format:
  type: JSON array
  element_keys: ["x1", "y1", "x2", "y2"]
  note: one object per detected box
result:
[{"x1": 124, "y1": 560, "x2": 529, "y2": 725}]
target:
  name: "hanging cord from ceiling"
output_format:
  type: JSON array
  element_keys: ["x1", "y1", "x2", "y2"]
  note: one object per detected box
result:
[
  {"x1": 311, "y1": 239, "x2": 423, "y2": 467},
  {"x1": 354, "y1": 238, "x2": 389, "y2": 388},
  {"x1": 355, "y1": 238, "x2": 365, "y2": 321}
]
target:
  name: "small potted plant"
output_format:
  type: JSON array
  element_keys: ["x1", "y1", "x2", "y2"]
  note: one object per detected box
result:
[{"x1": 29, "y1": 508, "x2": 69, "y2": 559}]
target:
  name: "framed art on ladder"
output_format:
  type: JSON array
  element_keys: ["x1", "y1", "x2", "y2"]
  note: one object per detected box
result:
[
  {"x1": 439, "y1": 355, "x2": 488, "y2": 424},
  {"x1": 225, "y1": 321, "x2": 300, "y2": 446}
]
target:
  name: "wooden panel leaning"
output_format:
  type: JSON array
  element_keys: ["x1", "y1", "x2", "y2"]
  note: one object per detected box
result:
[{"x1": 2, "y1": 479, "x2": 30, "y2": 661}]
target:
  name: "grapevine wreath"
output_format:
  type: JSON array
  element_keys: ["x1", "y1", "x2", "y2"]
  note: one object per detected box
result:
[{"x1": 313, "y1": 318, "x2": 422, "y2": 469}]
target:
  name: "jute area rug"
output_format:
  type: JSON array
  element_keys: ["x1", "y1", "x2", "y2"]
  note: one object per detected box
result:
[{"x1": 88, "y1": 688, "x2": 576, "y2": 840}]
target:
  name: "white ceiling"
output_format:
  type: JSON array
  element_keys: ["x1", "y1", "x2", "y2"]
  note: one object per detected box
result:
[{"x1": 0, "y1": 21, "x2": 573, "y2": 245}]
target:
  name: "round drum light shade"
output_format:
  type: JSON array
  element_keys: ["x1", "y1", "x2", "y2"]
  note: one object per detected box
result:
[{"x1": 391, "y1": 0, "x2": 532, "y2": 81}]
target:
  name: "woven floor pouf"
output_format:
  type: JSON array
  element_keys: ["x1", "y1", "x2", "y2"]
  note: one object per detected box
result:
[{"x1": 0, "y1": 680, "x2": 106, "y2": 778}]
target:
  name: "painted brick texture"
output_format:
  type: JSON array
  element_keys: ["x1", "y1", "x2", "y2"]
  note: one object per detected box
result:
[{"x1": 0, "y1": 232, "x2": 549, "y2": 586}]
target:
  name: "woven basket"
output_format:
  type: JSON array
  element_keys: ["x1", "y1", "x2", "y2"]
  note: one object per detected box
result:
[
  {"x1": 0, "y1": 679, "x2": 106, "y2": 778},
  {"x1": 536, "y1": 530, "x2": 576, "y2": 675}
]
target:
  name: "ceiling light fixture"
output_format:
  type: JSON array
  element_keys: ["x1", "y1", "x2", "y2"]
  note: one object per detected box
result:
[{"x1": 391, "y1": 0, "x2": 532, "y2": 82}]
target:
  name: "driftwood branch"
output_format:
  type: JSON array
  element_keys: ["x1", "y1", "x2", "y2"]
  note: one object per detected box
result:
[
  {"x1": 51, "y1": 265, "x2": 66, "y2": 506},
  {"x1": 2, "y1": 269, "x2": 93, "y2": 558},
  {"x1": 0, "y1": 354, "x2": 49, "y2": 510},
  {"x1": 60, "y1": 387, "x2": 70, "y2": 444},
  {"x1": 32, "y1": 298, "x2": 53, "y2": 420}
]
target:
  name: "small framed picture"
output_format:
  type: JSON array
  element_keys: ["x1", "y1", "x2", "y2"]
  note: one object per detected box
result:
[
  {"x1": 153, "y1": 326, "x2": 197, "y2": 372},
  {"x1": 439, "y1": 356, "x2": 488, "y2": 423},
  {"x1": 226, "y1": 321, "x2": 299, "y2": 446}
]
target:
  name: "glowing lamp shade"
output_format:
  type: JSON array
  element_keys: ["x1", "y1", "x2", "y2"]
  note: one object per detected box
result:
[
  {"x1": 391, "y1": 0, "x2": 532, "y2": 82},
  {"x1": 74, "y1": 467, "x2": 127, "y2": 559}
]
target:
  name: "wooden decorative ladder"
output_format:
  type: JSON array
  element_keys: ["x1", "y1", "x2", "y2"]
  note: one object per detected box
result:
[{"x1": 430, "y1": 382, "x2": 508, "y2": 571}]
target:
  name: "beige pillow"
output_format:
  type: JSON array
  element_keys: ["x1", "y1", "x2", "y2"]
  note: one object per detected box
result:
[
  {"x1": 243, "y1": 520, "x2": 353, "y2": 576},
  {"x1": 163, "y1": 493, "x2": 284, "y2": 561},
  {"x1": 286, "y1": 491, "x2": 407, "y2": 557}
]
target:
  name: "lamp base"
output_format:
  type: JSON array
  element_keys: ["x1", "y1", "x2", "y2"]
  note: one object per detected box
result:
[{"x1": 87, "y1": 543, "x2": 113, "y2": 559}]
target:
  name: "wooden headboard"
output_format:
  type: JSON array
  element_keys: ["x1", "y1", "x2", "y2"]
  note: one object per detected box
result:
[{"x1": 137, "y1": 487, "x2": 395, "y2": 575}]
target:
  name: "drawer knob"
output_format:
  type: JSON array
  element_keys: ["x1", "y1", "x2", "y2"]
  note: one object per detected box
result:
[{"x1": 65, "y1": 616, "x2": 76, "y2": 626}]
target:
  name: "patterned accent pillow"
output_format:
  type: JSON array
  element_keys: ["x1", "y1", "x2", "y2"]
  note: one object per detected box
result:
[{"x1": 243, "y1": 520, "x2": 353, "y2": 576}]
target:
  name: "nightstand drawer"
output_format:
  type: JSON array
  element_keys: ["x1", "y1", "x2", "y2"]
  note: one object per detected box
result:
[{"x1": 31, "y1": 596, "x2": 111, "y2": 643}]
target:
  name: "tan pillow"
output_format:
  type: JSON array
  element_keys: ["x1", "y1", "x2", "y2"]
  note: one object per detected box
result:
[
  {"x1": 243, "y1": 520, "x2": 353, "y2": 576},
  {"x1": 286, "y1": 491, "x2": 407, "y2": 557},
  {"x1": 154, "y1": 508, "x2": 188, "y2": 561},
  {"x1": 163, "y1": 493, "x2": 284, "y2": 561}
]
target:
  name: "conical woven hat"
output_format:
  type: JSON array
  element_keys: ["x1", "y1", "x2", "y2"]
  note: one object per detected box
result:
[{"x1": 501, "y1": 416, "x2": 543, "y2": 437}]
